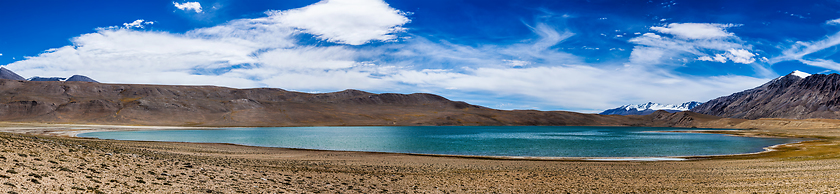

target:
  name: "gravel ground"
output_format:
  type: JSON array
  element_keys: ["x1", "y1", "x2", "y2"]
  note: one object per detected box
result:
[{"x1": 0, "y1": 123, "x2": 839, "y2": 193}]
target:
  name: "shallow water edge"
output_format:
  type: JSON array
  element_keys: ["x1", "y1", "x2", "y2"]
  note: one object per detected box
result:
[{"x1": 76, "y1": 126, "x2": 806, "y2": 160}]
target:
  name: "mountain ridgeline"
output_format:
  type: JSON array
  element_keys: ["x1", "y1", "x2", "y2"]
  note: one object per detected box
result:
[
  {"x1": 0, "y1": 78, "x2": 711, "y2": 127},
  {"x1": 4, "y1": 67, "x2": 840, "y2": 127},
  {"x1": 690, "y1": 71, "x2": 840, "y2": 119},
  {"x1": 0, "y1": 67, "x2": 98, "y2": 83},
  {"x1": 66, "y1": 75, "x2": 99, "y2": 82},
  {"x1": 600, "y1": 101, "x2": 702, "y2": 115},
  {"x1": 0, "y1": 68, "x2": 25, "y2": 81},
  {"x1": 0, "y1": 67, "x2": 722, "y2": 127}
]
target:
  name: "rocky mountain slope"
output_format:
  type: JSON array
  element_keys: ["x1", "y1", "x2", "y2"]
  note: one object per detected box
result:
[
  {"x1": 0, "y1": 68, "x2": 24, "y2": 81},
  {"x1": 0, "y1": 78, "x2": 723, "y2": 127},
  {"x1": 601, "y1": 101, "x2": 702, "y2": 115},
  {"x1": 690, "y1": 71, "x2": 840, "y2": 119},
  {"x1": 29, "y1": 76, "x2": 66, "y2": 81},
  {"x1": 6, "y1": 68, "x2": 826, "y2": 128},
  {"x1": 66, "y1": 75, "x2": 99, "y2": 82},
  {"x1": 29, "y1": 75, "x2": 99, "y2": 82}
]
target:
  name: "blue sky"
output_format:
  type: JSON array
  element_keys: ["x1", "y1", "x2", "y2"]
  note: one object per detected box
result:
[{"x1": 2, "y1": 0, "x2": 840, "y2": 112}]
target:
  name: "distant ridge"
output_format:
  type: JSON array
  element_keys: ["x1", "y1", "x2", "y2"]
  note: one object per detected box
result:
[
  {"x1": 0, "y1": 78, "x2": 721, "y2": 127},
  {"x1": 0, "y1": 73, "x2": 827, "y2": 129},
  {"x1": 29, "y1": 77, "x2": 66, "y2": 81},
  {"x1": 66, "y1": 75, "x2": 98, "y2": 83},
  {"x1": 600, "y1": 101, "x2": 702, "y2": 115},
  {"x1": 690, "y1": 70, "x2": 840, "y2": 119},
  {"x1": 0, "y1": 67, "x2": 25, "y2": 81},
  {"x1": 0, "y1": 67, "x2": 99, "y2": 83}
]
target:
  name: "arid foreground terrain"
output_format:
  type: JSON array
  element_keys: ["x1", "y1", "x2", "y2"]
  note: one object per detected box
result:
[{"x1": 0, "y1": 122, "x2": 839, "y2": 193}]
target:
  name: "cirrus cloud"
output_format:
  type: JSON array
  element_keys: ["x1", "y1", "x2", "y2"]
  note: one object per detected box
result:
[
  {"x1": 2, "y1": 2, "x2": 775, "y2": 111},
  {"x1": 772, "y1": 30, "x2": 840, "y2": 71},
  {"x1": 695, "y1": 49, "x2": 756, "y2": 64},
  {"x1": 650, "y1": 23, "x2": 740, "y2": 39}
]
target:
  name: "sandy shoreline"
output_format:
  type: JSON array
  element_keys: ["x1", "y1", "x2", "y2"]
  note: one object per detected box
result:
[
  {"x1": 0, "y1": 122, "x2": 215, "y2": 137},
  {"x1": 2, "y1": 122, "x2": 840, "y2": 193}
]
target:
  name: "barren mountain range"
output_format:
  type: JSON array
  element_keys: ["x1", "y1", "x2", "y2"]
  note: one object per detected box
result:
[
  {"x1": 0, "y1": 68, "x2": 99, "y2": 83},
  {"x1": 0, "y1": 77, "x2": 717, "y2": 127},
  {"x1": 0, "y1": 68, "x2": 839, "y2": 128},
  {"x1": 600, "y1": 101, "x2": 703, "y2": 115},
  {"x1": 691, "y1": 71, "x2": 840, "y2": 120}
]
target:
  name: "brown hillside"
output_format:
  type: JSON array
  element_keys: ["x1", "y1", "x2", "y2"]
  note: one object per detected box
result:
[
  {"x1": 0, "y1": 79, "x2": 735, "y2": 128},
  {"x1": 692, "y1": 72, "x2": 840, "y2": 119}
]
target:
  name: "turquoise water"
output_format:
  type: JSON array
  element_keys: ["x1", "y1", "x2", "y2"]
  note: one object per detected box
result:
[{"x1": 78, "y1": 126, "x2": 800, "y2": 157}]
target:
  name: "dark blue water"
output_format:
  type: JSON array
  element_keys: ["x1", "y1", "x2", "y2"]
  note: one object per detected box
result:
[{"x1": 78, "y1": 126, "x2": 799, "y2": 157}]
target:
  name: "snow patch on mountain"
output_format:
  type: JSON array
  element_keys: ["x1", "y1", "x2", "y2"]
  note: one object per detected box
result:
[
  {"x1": 791, "y1": 70, "x2": 811, "y2": 78},
  {"x1": 600, "y1": 101, "x2": 703, "y2": 115}
]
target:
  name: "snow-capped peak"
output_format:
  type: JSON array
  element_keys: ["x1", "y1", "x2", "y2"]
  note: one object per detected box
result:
[
  {"x1": 791, "y1": 70, "x2": 811, "y2": 78},
  {"x1": 619, "y1": 101, "x2": 702, "y2": 111},
  {"x1": 601, "y1": 101, "x2": 703, "y2": 115}
]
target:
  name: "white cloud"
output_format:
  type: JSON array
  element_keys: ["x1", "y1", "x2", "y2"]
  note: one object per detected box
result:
[
  {"x1": 378, "y1": 26, "x2": 767, "y2": 110},
  {"x1": 502, "y1": 60, "x2": 529, "y2": 67},
  {"x1": 713, "y1": 54, "x2": 727, "y2": 63},
  {"x1": 650, "y1": 23, "x2": 740, "y2": 39},
  {"x1": 773, "y1": 31, "x2": 840, "y2": 63},
  {"x1": 694, "y1": 49, "x2": 756, "y2": 64},
  {"x1": 5, "y1": 29, "x2": 263, "y2": 87},
  {"x1": 0, "y1": 53, "x2": 3, "y2": 56},
  {"x1": 123, "y1": 19, "x2": 147, "y2": 29},
  {"x1": 173, "y1": 2, "x2": 202, "y2": 13},
  {"x1": 257, "y1": 47, "x2": 356, "y2": 70},
  {"x1": 629, "y1": 46, "x2": 666, "y2": 64},
  {"x1": 5, "y1": 1, "x2": 404, "y2": 89},
  {"x1": 772, "y1": 30, "x2": 840, "y2": 72},
  {"x1": 640, "y1": 33, "x2": 660, "y2": 39},
  {"x1": 827, "y1": 18, "x2": 840, "y2": 25},
  {"x1": 629, "y1": 32, "x2": 745, "y2": 55},
  {"x1": 527, "y1": 23, "x2": 575, "y2": 50},
  {"x1": 725, "y1": 49, "x2": 755, "y2": 64},
  {"x1": 798, "y1": 59, "x2": 840, "y2": 71},
  {"x1": 383, "y1": 23, "x2": 579, "y2": 70},
  {"x1": 697, "y1": 55, "x2": 726, "y2": 63},
  {"x1": 270, "y1": 0, "x2": 410, "y2": 45},
  {"x1": 696, "y1": 56, "x2": 713, "y2": 61},
  {"x1": 390, "y1": 64, "x2": 766, "y2": 110},
  {"x1": 3, "y1": 2, "x2": 774, "y2": 111},
  {"x1": 120, "y1": 20, "x2": 156, "y2": 29},
  {"x1": 627, "y1": 23, "x2": 766, "y2": 75}
]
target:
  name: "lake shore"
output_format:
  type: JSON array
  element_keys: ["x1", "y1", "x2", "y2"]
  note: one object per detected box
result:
[
  {"x1": 73, "y1": 125, "x2": 801, "y2": 162},
  {"x1": 1, "y1": 122, "x2": 839, "y2": 193}
]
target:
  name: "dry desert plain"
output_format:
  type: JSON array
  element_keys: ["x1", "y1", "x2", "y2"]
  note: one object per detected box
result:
[{"x1": 0, "y1": 121, "x2": 839, "y2": 193}]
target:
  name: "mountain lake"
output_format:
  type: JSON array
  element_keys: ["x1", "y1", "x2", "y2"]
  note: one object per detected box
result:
[{"x1": 78, "y1": 126, "x2": 801, "y2": 159}]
